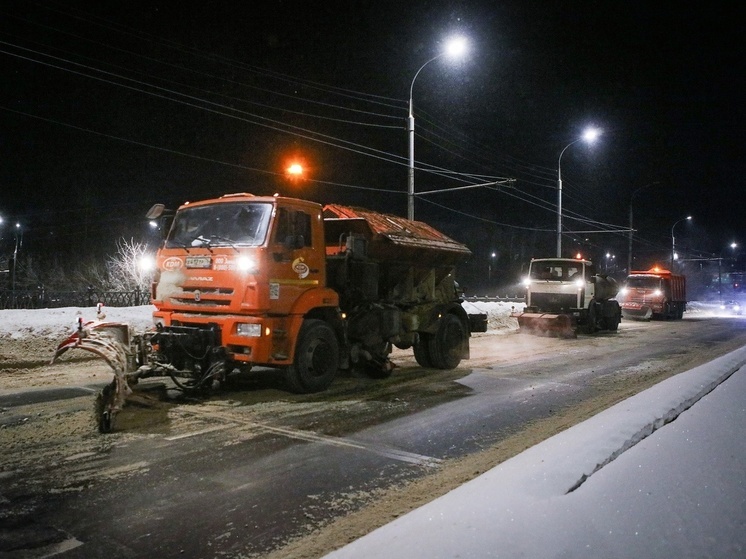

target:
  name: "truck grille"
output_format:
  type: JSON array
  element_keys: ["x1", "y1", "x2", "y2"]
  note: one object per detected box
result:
[
  {"x1": 530, "y1": 292, "x2": 578, "y2": 312},
  {"x1": 170, "y1": 287, "x2": 234, "y2": 307}
]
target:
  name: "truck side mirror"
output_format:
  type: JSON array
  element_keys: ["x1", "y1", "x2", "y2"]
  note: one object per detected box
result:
[{"x1": 146, "y1": 204, "x2": 165, "y2": 220}]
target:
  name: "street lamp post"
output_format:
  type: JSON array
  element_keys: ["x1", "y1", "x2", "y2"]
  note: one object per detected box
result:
[
  {"x1": 718, "y1": 242, "x2": 738, "y2": 304},
  {"x1": 556, "y1": 128, "x2": 600, "y2": 257},
  {"x1": 408, "y1": 36, "x2": 467, "y2": 221},
  {"x1": 627, "y1": 181, "x2": 660, "y2": 273},
  {"x1": 670, "y1": 215, "x2": 692, "y2": 270},
  {"x1": 11, "y1": 222, "x2": 22, "y2": 293}
]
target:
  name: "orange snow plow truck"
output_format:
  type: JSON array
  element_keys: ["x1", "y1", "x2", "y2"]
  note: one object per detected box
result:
[
  {"x1": 619, "y1": 267, "x2": 687, "y2": 320},
  {"x1": 53, "y1": 193, "x2": 482, "y2": 432}
]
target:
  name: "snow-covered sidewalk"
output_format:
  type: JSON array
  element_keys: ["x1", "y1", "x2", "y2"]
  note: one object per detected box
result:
[{"x1": 325, "y1": 346, "x2": 746, "y2": 558}]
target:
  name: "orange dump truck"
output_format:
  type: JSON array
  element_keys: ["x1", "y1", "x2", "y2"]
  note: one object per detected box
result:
[
  {"x1": 54, "y1": 193, "x2": 481, "y2": 431},
  {"x1": 619, "y1": 267, "x2": 687, "y2": 320}
]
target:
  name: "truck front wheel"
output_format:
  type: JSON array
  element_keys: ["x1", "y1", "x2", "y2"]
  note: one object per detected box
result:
[
  {"x1": 286, "y1": 320, "x2": 339, "y2": 393},
  {"x1": 428, "y1": 314, "x2": 466, "y2": 369}
]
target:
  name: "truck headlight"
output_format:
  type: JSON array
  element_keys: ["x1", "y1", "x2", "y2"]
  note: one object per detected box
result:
[
  {"x1": 653, "y1": 289, "x2": 662, "y2": 297},
  {"x1": 236, "y1": 323, "x2": 262, "y2": 337},
  {"x1": 237, "y1": 256, "x2": 257, "y2": 272}
]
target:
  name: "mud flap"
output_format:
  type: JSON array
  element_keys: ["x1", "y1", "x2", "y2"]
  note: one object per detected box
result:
[{"x1": 513, "y1": 312, "x2": 577, "y2": 338}]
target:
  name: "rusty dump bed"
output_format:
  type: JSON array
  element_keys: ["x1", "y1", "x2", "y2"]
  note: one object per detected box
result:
[{"x1": 323, "y1": 204, "x2": 471, "y2": 265}]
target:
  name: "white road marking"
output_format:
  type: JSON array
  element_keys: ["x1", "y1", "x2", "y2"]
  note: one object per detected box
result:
[
  {"x1": 164, "y1": 423, "x2": 238, "y2": 440},
  {"x1": 167, "y1": 409, "x2": 441, "y2": 467}
]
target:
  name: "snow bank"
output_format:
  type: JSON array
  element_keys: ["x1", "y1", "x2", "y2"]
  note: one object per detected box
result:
[
  {"x1": 462, "y1": 300, "x2": 524, "y2": 333},
  {"x1": 0, "y1": 306, "x2": 157, "y2": 340}
]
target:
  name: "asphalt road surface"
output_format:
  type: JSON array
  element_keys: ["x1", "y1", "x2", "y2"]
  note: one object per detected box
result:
[{"x1": 2, "y1": 315, "x2": 746, "y2": 558}]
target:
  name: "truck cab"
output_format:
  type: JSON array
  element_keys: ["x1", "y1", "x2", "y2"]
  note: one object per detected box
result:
[{"x1": 151, "y1": 193, "x2": 340, "y2": 372}]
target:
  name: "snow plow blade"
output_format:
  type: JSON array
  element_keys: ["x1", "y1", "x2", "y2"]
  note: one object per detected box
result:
[
  {"x1": 52, "y1": 319, "x2": 139, "y2": 433},
  {"x1": 52, "y1": 320, "x2": 133, "y2": 373},
  {"x1": 513, "y1": 312, "x2": 577, "y2": 338}
]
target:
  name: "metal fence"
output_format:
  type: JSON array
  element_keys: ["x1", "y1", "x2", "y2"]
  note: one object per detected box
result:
[{"x1": 0, "y1": 289, "x2": 150, "y2": 310}]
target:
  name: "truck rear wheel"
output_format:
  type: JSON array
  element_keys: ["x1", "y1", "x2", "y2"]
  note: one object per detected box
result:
[
  {"x1": 413, "y1": 334, "x2": 434, "y2": 368},
  {"x1": 285, "y1": 320, "x2": 339, "y2": 393},
  {"x1": 428, "y1": 314, "x2": 466, "y2": 369}
]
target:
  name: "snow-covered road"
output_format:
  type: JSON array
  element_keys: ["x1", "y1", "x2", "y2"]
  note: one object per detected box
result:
[{"x1": 325, "y1": 344, "x2": 746, "y2": 558}]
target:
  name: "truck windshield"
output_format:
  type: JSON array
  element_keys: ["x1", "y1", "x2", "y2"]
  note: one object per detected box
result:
[
  {"x1": 530, "y1": 261, "x2": 583, "y2": 281},
  {"x1": 626, "y1": 277, "x2": 661, "y2": 290},
  {"x1": 167, "y1": 202, "x2": 273, "y2": 248}
]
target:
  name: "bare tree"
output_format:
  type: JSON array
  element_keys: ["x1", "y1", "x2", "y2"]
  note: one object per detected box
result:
[{"x1": 106, "y1": 238, "x2": 155, "y2": 292}]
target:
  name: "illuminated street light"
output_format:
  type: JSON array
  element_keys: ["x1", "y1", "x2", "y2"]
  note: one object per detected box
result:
[
  {"x1": 605, "y1": 252, "x2": 616, "y2": 273},
  {"x1": 407, "y1": 35, "x2": 468, "y2": 221},
  {"x1": 488, "y1": 251, "x2": 497, "y2": 281},
  {"x1": 670, "y1": 215, "x2": 692, "y2": 269},
  {"x1": 11, "y1": 222, "x2": 22, "y2": 293},
  {"x1": 718, "y1": 242, "x2": 738, "y2": 304},
  {"x1": 556, "y1": 127, "x2": 600, "y2": 257}
]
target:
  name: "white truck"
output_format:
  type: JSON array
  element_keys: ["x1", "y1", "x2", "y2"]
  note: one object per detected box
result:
[{"x1": 513, "y1": 257, "x2": 621, "y2": 337}]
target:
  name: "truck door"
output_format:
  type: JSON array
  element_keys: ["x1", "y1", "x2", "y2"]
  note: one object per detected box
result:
[{"x1": 267, "y1": 205, "x2": 324, "y2": 315}]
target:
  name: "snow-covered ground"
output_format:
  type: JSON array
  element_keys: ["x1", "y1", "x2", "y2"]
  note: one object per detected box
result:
[
  {"x1": 0, "y1": 301, "x2": 523, "y2": 340},
  {"x1": 326, "y1": 338, "x2": 746, "y2": 558},
  {"x1": 0, "y1": 305, "x2": 158, "y2": 341}
]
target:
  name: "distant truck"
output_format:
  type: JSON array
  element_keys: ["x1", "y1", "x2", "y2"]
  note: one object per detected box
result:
[
  {"x1": 619, "y1": 267, "x2": 686, "y2": 320},
  {"x1": 513, "y1": 257, "x2": 621, "y2": 337}
]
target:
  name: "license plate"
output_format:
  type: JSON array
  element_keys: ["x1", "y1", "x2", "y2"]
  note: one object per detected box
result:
[{"x1": 185, "y1": 256, "x2": 212, "y2": 269}]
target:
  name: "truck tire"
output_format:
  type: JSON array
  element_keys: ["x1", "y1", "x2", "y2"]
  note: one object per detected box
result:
[
  {"x1": 602, "y1": 301, "x2": 621, "y2": 331},
  {"x1": 285, "y1": 320, "x2": 339, "y2": 393},
  {"x1": 414, "y1": 334, "x2": 434, "y2": 368},
  {"x1": 586, "y1": 302, "x2": 598, "y2": 334},
  {"x1": 604, "y1": 314, "x2": 620, "y2": 331},
  {"x1": 428, "y1": 314, "x2": 466, "y2": 370}
]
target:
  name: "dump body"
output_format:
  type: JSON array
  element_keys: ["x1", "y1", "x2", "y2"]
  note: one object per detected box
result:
[
  {"x1": 514, "y1": 258, "x2": 621, "y2": 336},
  {"x1": 620, "y1": 268, "x2": 687, "y2": 319}
]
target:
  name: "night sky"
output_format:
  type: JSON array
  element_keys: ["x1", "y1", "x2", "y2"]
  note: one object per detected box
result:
[{"x1": 0, "y1": 1, "x2": 742, "y2": 283}]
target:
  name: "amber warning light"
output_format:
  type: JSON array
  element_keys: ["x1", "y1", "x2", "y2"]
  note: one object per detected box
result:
[{"x1": 287, "y1": 163, "x2": 303, "y2": 175}]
